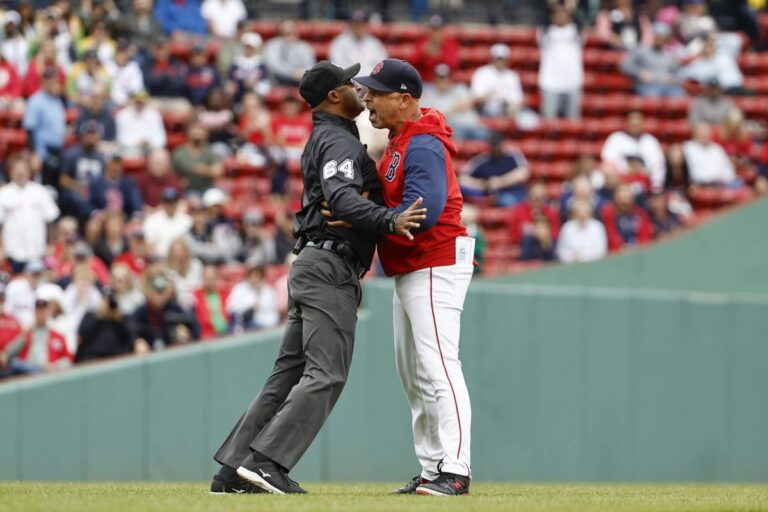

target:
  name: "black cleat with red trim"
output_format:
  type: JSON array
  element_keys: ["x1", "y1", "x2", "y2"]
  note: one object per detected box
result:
[
  {"x1": 392, "y1": 475, "x2": 432, "y2": 495},
  {"x1": 415, "y1": 472, "x2": 469, "y2": 496}
]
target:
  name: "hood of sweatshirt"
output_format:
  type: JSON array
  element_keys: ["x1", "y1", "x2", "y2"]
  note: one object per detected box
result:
[{"x1": 393, "y1": 108, "x2": 457, "y2": 156}]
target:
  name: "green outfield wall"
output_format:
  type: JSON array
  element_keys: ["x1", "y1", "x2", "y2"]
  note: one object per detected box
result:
[{"x1": 2, "y1": 199, "x2": 767, "y2": 483}]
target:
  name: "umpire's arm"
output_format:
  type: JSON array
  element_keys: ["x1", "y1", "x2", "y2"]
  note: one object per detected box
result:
[{"x1": 319, "y1": 141, "x2": 399, "y2": 234}]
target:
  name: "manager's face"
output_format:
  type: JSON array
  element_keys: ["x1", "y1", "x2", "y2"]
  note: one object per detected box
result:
[{"x1": 362, "y1": 87, "x2": 406, "y2": 131}]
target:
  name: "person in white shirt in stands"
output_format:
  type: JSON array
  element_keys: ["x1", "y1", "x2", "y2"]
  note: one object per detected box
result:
[
  {"x1": 329, "y1": 10, "x2": 389, "y2": 154},
  {"x1": 471, "y1": 43, "x2": 524, "y2": 119},
  {"x1": 142, "y1": 187, "x2": 193, "y2": 257},
  {"x1": 329, "y1": 10, "x2": 387, "y2": 75},
  {"x1": 0, "y1": 157, "x2": 60, "y2": 273},
  {"x1": 225, "y1": 263, "x2": 279, "y2": 333},
  {"x1": 422, "y1": 64, "x2": 490, "y2": 141},
  {"x1": 601, "y1": 110, "x2": 666, "y2": 192},
  {"x1": 106, "y1": 40, "x2": 145, "y2": 107},
  {"x1": 116, "y1": 89, "x2": 166, "y2": 156},
  {"x1": 4, "y1": 259, "x2": 47, "y2": 329},
  {"x1": 556, "y1": 199, "x2": 608, "y2": 264},
  {"x1": 201, "y1": 0, "x2": 247, "y2": 39},
  {"x1": 538, "y1": 6, "x2": 584, "y2": 119},
  {"x1": 683, "y1": 123, "x2": 738, "y2": 186}
]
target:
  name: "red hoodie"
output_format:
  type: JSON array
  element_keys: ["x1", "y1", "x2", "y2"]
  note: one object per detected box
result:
[{"x1": 376, "y1": 108, "x2": 467, "y2": 276}]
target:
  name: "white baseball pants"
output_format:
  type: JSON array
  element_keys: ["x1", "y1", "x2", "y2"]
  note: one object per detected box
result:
[{"x1": 393, "y1": 237, "x2": 474, "y2": 479}]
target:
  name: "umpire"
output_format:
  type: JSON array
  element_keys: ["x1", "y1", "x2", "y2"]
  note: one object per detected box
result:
[{"x1": 211, "y1": 61, "x2": 427, "y2": 495}]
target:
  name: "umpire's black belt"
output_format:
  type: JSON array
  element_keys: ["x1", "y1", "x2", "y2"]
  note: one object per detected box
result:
[{"x1": 305, "y1": 240, "x2": 366, "y2": 279}]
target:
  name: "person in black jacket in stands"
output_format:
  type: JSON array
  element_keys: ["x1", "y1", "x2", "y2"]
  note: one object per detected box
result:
[
  {"x1": 74, "y1": 291, "x2": 135, "y2": 363},
  {"x1": 131, "y1": 274, "x2": 200, "y2": 352}
]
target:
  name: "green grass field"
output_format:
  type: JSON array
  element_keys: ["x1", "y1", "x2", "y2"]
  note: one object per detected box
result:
[{"x1": 1, "y1": 483, "x2": 768, "y2": 512}]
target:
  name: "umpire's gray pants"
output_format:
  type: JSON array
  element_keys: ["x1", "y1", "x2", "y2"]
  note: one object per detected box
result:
[{"x1": 214, "y1": 247, "x2": 361, "y2": 471}]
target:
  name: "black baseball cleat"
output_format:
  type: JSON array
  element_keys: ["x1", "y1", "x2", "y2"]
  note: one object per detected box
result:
[
  {"x1": 237, "y1": 458, "x2": 307, "y2": 495},
  {"x1": 392, "y1": 475, "x2": 432, "y2": 494},
  {"x1": 415, "y1": 472, "x2": 470, "y2": 496},
  {"x1": 210, "y1": 474, "x2": 266, "y2": 494}
]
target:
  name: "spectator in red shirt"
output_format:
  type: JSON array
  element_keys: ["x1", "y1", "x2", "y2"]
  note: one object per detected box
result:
[
  {"x1": 238, "y1": 92, "x2": 272, "y2": 147},
  {"x1": 508, "y1": 182, "x2": 560, "y2": 245},
  {"x1": 113, "y1": 227, "x2": 151, "y2": 276},
  {"x1": 410, "y1": 15, "x2": 460, "y2": 82},
  {"x1": 136, "y1": 148, "x2": 184, "y2": 208},
  {"x1": 621, "y1": 155, "x2": 653, "y2": 198},
  {"x1": 192, "y1": 263, "x2": 230, "y2": 340},
  {"x1": 712, "y1": 108, "x2": 753, "y2": 170},
  {"x1": 270, "y1": 91, "x2": 312, "y2": 163},
  {"x1": 23, "y1": 40, "x2": 66, "y2": 98},
  {"x1": 409, "y1": 15, "x2": 459, "y2": 82},
  {"x1": 0, "y1": 53, "x2": 22, "y2": 111},
  {"x1": 0, "y1": 285, "x2": 22, "y2": 358},
  {"x1": 600, "y1": 183, "x2": 653, "y2": 251}
]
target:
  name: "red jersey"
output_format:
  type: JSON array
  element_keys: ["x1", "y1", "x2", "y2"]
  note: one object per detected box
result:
[{"x1": 376, "y1": 108, "x2": 467, "y2": 276}]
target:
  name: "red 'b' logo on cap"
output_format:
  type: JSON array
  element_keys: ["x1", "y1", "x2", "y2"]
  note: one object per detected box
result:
[{"x1": 372, "y1": 61, "x2": 384, "y2": 74}]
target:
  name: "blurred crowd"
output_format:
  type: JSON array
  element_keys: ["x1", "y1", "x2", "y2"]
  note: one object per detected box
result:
[{"x1": 0, "y1": 0, "x2": 767, "y2": 378}]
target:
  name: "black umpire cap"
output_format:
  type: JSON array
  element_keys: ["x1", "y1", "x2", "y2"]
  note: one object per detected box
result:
[
  {"x1": 355, "y1": 58, "x2": 423, "y2": 99},
  {"x1": 299, "y1": 61, "x2": 361, "y2": 108}
]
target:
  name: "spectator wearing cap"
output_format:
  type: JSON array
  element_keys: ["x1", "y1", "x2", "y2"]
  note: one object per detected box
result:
[
  {"x1": 263, "y1": 20, "x2": 316, "y2": 86},
  {"x1": 228, "y1": 32, "x2": 270, "y2": 102},
  {"x1": 329, "y1": 10, "x2": 388, "y2": 75},
  {"x1": 114, "y1": 227, "x2": 151, "y2": 276},
  {"x1": 36, "y1": 281, "x2": 77, "y2": 355},
  {"x1": 172, "y1": 120, "x2": 224, "y2": 193},
  {"x1": 0, "y1": 52, "x2": 23, "y2": 111},
  {"x1": 109, "y1": 263, "x2": 145, "y2": 316},
  {"x1": 88, "y1": 152, "x2": 144, "y2": 218},
  {"x1": 680, "y1": 36, "x2": 744, "y2": 93},
  {"x1": 185, "y1": 188, "x2": 241, "y2": 264},
  {"x1": 621, "y1": 22, "x2": 685, "y2": 98},
  {"x1": 115, "y1": 0, "x2": 164, "y2": 55},
  {"x1": 143, "y1": 186, "x2": 193, "y2": 256},
  {"x1": 75, "y1": 84, "x2": 117, "y2": 144},
  {"x1": 538, "y1": 6, "x2": 584, "y2": 119},
  {"x1": 555, "y1": 199, "x2": 608, "y2": 263},
  {"x1": 238, "y1": 207, "x2": 277, "y2": 267},
  {"x1": 22, "y1": 68, "x2": 66, "y2": 185},
  {"x1": 421, "y1": 63, "x2": 489, "y2": 141},
  {"x1": 154, "y1": 0, "x2": 207, "y2": 35},
  {"x1": 601, "y1": 111, "x2": 666, "y2": 192},
  {"x1": 106, "y1": 40, "x2": 146, "y2": 106},
  {"x1": 135, "y1": 149, "x2": 184, "y2": 207},
  {"x1": 0, "y1": 289, "x2": 72, "y2": 377},
  {"x1": 683, "y1": 123, "x2": 740, "y2": 187},
  {"x1": 688, "y1": 78, "x2": 736, "y2": 126},
  {"x1": 185, "y1": 43, "x2": 221, "y2": 106},
  {"x1": 410, "y1": 15, "x2": 459, "y2": 83},
  {"x1": 4, "y1": 258, "x2": 48, "y2": 329},
  {"x1": 648, "y1": 192, "x2": 682, "y2": 238},
  {"x1": 460, "y1": 133, "x2": 531, "y2": 207},
  {"x1": 74, "y1": 288, "x2": 136, "y2": 363},
  {"x1": 201, "y1": 0, "x2": 246, "y2": 39},
  {"x1": 166, "y1": 237, "x2": 203, "y2": 310},
  {"x1": 23, "y1": 39, "x2": 67, "y2": 98},
  {"x1": 599, "y1": 183, "x2": 654, "y2": 252},
  {"x1": 1, "y1": 10, "x2": 29, "y2": 75},
  {"x1": 225, "y1": 263, "x2": 279, "y2": 333},
  {"x1": 191, "y1": 263, "x2": 230, "y2": 339},
  {"x1": 59, "y1": 120, "x2": 108, "y2": 223},
  {"x1": 56, "y1": 239, "x2": 111, "y2": 288},
  {"x1": 116, "y1": 89, "x2": 167, "y2": 154},
  {"x1": 471, "y1": 44, "x2": 524, "y2": 119},
  {"x1": 132, "y1": 273, "x2": 200, "y2": 352},
  {"x1": 66, "y1": 49, "x2": 112, "y2": 106},
  {"x1": 141, "y1": 38, "x2": 191, "y2": 112},
  {"x1": 0, "y1": 158, "x2": 59, "y2": 275}
]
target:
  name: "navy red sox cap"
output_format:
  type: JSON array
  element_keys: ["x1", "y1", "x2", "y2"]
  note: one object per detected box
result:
[{"x1": 355, "y1": 59, "x2": 423, "y2": 98}]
